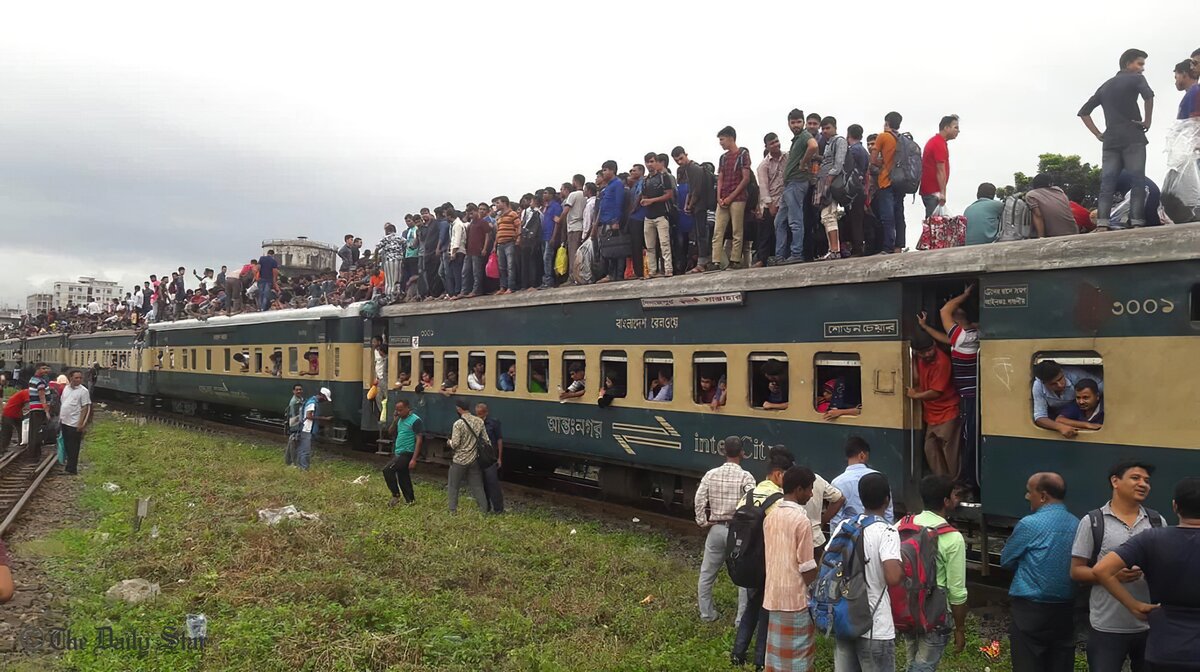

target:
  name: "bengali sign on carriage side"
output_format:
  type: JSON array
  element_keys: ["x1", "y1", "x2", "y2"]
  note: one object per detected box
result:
[
  {"x1": 822, "y1": 320, "x2": 899, "y2": 339},
  {"x1": 983, "y1": 284, "x2": 1029, "y2": 308}
]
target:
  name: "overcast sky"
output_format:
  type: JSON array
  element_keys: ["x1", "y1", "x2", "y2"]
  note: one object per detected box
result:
[{"x1": 2, "y1": 1, "x2": 1196, "y2": 307}]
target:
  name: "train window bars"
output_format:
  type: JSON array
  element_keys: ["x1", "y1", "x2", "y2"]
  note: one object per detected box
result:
[
  {"x1": 191, "y1": 349, "x2": 198, "y2": 371},
  {"x1": 693, "y1": 352, "x2": 727, "y2": 405},
  {"x1": 814, "y1": 353, "x2": 863, "y2": 414},
  {"x1": 442, "y1": 351, "x2": 460, "y2": 390},
  {"x1": 749, "y1": 353, "x2": 789, "y2": 410},
  {"x1": 223, "y1": 348, "x2": 231, "y2": 373},
  {"x1": 600, "y1": 351, "x2": 627, "y2": 399},
  {"x1": 562, "y1": 351, "x2": 586, "y2": 392},
  {"x1": 496, "y1": 351, "x2": 516, "y2": 392},
  {"x1": 205, "y1": 349, "x2": 212, "y2": 372},
  {"x1": 644, "y1": 351, "x2": 673, "y2": 402},
  {"x1": 527, "y1": 351, "x2": 549, "y2": 394}
]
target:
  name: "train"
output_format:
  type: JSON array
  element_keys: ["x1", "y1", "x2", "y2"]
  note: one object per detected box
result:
[{"x1": 3, "y1": 226, "x2": 1198, "y2": 530}]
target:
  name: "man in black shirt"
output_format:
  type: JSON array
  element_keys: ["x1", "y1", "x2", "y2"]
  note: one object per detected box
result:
[
  {"x1": 672, "y1": 146, "x2": 712, "y2": 273},
  {"x1": 1079, "y1": 48, "x2": 1155, "y2": 231},
  {"x1": 641, "y1": 152, "x2": 677, "y2": 278}
]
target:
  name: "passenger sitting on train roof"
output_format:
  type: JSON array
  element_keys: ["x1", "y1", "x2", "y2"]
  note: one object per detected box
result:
[
  {"x1": 1055, "y1": 378, "x2": 1104, "y2": 430},
  {"x1": 760, "y1": 359, "x2": 788, "y2": 410},
  {"x1": 467, "y1": 360, "x2": 486, "y2": 391},
  {"x1": 647, "y1": 369, "x2": 673, "y2": 402},
  {"x1": 1033, "y1": 360, "x2": 1104, "y2": 439},
  {"x1": 441, "y1": 370, "x2": 459, "y2": 395},
  {"x1": 498, "y1": 364, "x2": 515, "y2": 392},
  {"x1": 816, "y1": 378, "x2": 861, "y2": 421},
  {"x1": 698, "y1": 374, "x2": 727, "y2": 411},
  {"x1": 559, "y1": 363, "x2": 586, "y2": 401}
]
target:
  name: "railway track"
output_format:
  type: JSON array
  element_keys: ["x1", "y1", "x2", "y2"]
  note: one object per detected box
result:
[{"x1": 0, "y1": 446, "x2": 58, "y2": 537}]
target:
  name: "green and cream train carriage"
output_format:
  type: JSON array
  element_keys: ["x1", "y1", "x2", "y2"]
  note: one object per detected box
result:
[{"x1": 377, "y1": 226, "x2": 1200, "y2": 522}]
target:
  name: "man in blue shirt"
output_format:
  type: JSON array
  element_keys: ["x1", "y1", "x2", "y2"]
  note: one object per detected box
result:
[
  {"x1": 297, "y1": 387, "x2": 332, "y2": 471},
  {"x1": 829, "y1": 436, "x2": 893, "y2": 529},
  {"x1": 540, "y1": 188, "x2": 563, "y2": 289},
  {"x1": 1032, "y1": 360, "x2": 1104, "y2": 439},
  {"x1": 1001, "y1": 471, "x2": 1078, "y2": 672},
  {"x1": 626, "y1": 164, "x2": 647, "y2": 279},
  {"x1": 596, "y1": 160, "x2": 626, "y2": 283},
  {"x1": 255, "y1": 251, "x2": 279, "y2": 312}
]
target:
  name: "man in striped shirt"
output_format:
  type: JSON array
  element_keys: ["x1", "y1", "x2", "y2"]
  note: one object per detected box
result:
[
  {"x1": 492, "y1": 196, "x2": 520, "y2": 295},
  {"x1": 694, "y1": 436, "x2": 756, "y2": 623},
  {"x1": 918, "y1": 284, "x2": 979, "y2": 493},
  {"x1": 26, "y1": 363, "x2": 51, "y2": 461}
]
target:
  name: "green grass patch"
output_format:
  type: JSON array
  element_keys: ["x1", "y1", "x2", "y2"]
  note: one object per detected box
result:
[{"x1": 24, "y1": 418, "x2": 1030, "y2": 671}]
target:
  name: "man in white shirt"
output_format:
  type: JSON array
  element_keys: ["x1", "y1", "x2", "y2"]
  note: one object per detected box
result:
[
  {"x1": 831, "y1": 472, "x2": 903, "y2": 671},
  {"x1": 59, "y1": 369, "x2": 92, "y2": 475},
  {"x1": 803, "y1": 471, "x2": 846, "y2": 554},
  {"x1": 466, "y1": 360, "x2": 486, "y2": 391},
  {"x1": 86, "y1": 299, "x2": 102, "y2": 316},
  {"x1": 560, "y1": 176, "x2": 587, "y2": 285}
]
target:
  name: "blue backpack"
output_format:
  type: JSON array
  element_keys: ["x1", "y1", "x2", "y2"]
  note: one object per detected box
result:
[{"x1": 810, "y1": 515, "x2": 887, "y2": 640}]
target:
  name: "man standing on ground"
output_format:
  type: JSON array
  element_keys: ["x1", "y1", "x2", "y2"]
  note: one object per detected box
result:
[
  {"x1": 447, "y1": 399, "x2": 489, "y2": 513},
  {"x1": 1001, "y1": 472, "x2": 1078, "y2": 672},
  {"x1": 1079, "y1": 48, "x2": 1154, "y2": 231},
  {"x1": 908, "y1": 331, "x2": 961, "y2": 479},
  {"x1": 284, "y1": 384, "x2": 304, "y2": 466},
  {"x1": 0, "y1": 387, "x2": 28, "y2": 450},
  {"x1": 25, "y1": 363, "x2": 51, "y2": 461},
  {"x1": 762, "y1": 465, "x2": 819, "y2": 672},
  {"x1": 672, "y1": 147, "x2": 713, "y2": 273},
  {"x1": 920, "y1": 116, "x2": 960, "y2": 218},
  {"x1": 297, "y1": 387, "x2": 332, "y2": 471},
  {"x1": 1071, "y1": 461, "x2": 1167, "y2": 672},
  {"x1": 693, "y1": 436, "x2": 756, "y2": 623},
  {"x1": 830, "y1": 436, "x2": 892, "y2": 529},
  {"x1": 734, "y1": 447, "x2": 793, "y2": 669},
  {"x1": 777, "y1": 109, "x2": 818, "y2": 263},
  {"x1": 58, "y1": 370, "x2": 91, "y2": 475},
  {"x1": 713, "y1": 126, "x2": 752, "y2": 270},
  {"x1": 904, "y1": 475, "x2": 969, "y2": 669},
  {"x1": 476, "y1": 402, "x2": 505, "y2": 514},
  {"x1": 383, "y1": 399, "x2": 422, "y2": 506}
]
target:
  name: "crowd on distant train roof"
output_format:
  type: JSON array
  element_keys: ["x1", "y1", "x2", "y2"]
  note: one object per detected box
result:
[{"x1": 6, "y1": 47, "x2": 1197, "y2": 341}]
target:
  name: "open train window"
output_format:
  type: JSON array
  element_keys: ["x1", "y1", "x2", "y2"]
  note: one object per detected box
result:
[
  {"x1": 182, "y1": 349, "x2": 189, "y2": 370},
  {"x1": 334, "y1": 347, "x2": 342, "y2": 378},
  {"x1": 644, "y1": 351, "x2": 674, "y2": 402},
  {"x1": 288, "y1": 347, "x2": 298, "y2": 375},
  {"x1": 270, "y1": 349, "x2": 283, "y2": 377},
  {"x1": 191, "y1": 349, "x2": 198, "y2": 371},
  {"x1": 750, "y1": 353, "x2": 789, "y2": 410},
  {"x1": 395, "y1": 352, "x2": 413, "y2": 388},
  {"x1": 466, "y1": 351, "x2": 486, "y2": 391},
  {"x1": 168, "y1": 349, "x2": 176, "y2": 369},
  {"x1": 693, "y1": 352, "x2": 727, "y2": 406},
  {"x1": 303, "y1": 348, "x2": 319, "y2": 376},
  {"x1": 235, "y1": 349, "x2": 250, "y2": 373},
  {"x1": 1032, "y1": 352, "x2": 1105, "y2": 432},
  {"x1": 527, "y1": 351, "x2": 549, "y2": 394},
  {"x1": 562, "y1": 351, "x2": 586, "y2": 391},
  {"x1": 205, "y1": 349, "x2": 212, "y2": 372},
  {"x1": 814, "y1": 353, "x2": 862, "y2": 415},
  {"x1": 601, "y1": 350, "x2": 627, "y2": 399},
  {"x1": 442, "y1": 352, "x2": 460, "y2": 390},
  {"x1": 254, "y1": 348, "x2": 264, "y2": 374},
  {"x1": 223, "y1": 348, "x2": 231, "y2": 373},
  {"x1": 419, "y1": 351, "x2": 435, "y2": 388},
  {"x1": 497, "y1": 351, "x2": 516, "y2": 392}
]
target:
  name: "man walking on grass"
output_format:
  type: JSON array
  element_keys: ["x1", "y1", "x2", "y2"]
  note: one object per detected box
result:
[
  {"x1": 383, "y1": 399, "x2": 423, "y2": 507},
  {"x1": 284, "y1": 384, "x2": 304, "y2": 466},
  {"x1": 447, "y1": 399, "x2": 489, "y2": 513}
]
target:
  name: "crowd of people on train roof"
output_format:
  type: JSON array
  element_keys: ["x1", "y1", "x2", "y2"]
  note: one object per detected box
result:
[{"x1": 5, "y1": 47, "x2": 1197, "y2": 338}]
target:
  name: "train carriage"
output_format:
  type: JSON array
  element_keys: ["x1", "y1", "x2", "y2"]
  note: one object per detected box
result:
[
  {"x1": 68, "y1": 330, "x2": 142, "y2": 395},
  {"x1": 377, "y1": 226, "x2": 1200, "y2": 521}
]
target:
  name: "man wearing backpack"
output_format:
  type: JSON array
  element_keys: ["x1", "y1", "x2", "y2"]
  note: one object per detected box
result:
[
  {"x1": 1001, "y1": 472, "x2": 1079, "y2": 672},
  {"x1": 828, "y1": 472, "x2": 903, "y2": 672},
  {"x1": 815, "y1": 116, "x2": 849, "y2": 261},
  {"x1": 920, "y1": 116, "x2": 960, "y2": 218},
  {"x1": 447, "y1": 399, "x2": 489, "y2": 513},
  {"x1": 695, "y1": 436, "x2": 756, "y2": 623},
  {"x1": 1070, "y1": 461, "x2": 1167, "y2": 672},
  {"x1": 843, "y1": 124, "x2": 870, "y2": 257},
  {"x1": 763, "y1": 466, "x2": 819, "y2": 672},
  {"x1": 731, "y1": 447, "x2": 794, "y2": 669},
  {"x1": 869, "y1": 111, "x2": 910, "y2": 254},
  {"x1": 901, "y1": 475, "x2": 968, "y2": 670}
]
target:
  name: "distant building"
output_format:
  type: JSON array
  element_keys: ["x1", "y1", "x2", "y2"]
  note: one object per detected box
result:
[
  {"x1": 51, "y1": 276, "x2": 119, "y2": 310},
  {"x1": 26, "y1": 293, "x2": 53, "y2": 315},
  {"x1": 261, "y1": 236, "x2": 337, "y2": 279}
]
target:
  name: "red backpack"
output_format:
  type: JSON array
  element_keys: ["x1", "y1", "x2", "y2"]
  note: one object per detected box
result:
[{"x1": 889, "y1": 515, "x2": 957, "y2": 635}]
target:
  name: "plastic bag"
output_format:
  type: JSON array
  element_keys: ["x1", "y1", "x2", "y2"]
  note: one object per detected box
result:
[
  {"x1": 1162, "y1": 119, "x2": 1200, "y2": 224},
  {"x1": 554, "y1": 245, "x2": 568, "y2": 276},
  {"x1": 485, "y1": 252, "x2": 499, "y2": 279},
  {"x1": 576, "y1": 239, "x2": 595, "y2": 284}
]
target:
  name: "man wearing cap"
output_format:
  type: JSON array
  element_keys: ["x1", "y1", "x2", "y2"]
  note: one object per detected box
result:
[{"x1": 297, "y1": 387, "x2": 333, "y2": 470}]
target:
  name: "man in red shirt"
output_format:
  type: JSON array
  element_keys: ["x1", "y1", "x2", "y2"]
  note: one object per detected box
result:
[
  {"x1": 1, "y1": 388, "x2": 29, "y2": 450},
  {"x1": 1066, "y1": 185, "x2": 1095, "y2": 233},
  {"x1": 920, "y1": 115, "x2": 961, "y2": 218},
  {"x1": 907, "y1": 331, "x2": 962, "y2": 478}
]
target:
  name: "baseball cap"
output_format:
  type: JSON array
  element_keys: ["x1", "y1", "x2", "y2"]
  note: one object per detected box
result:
[{"x1": 320, "y1": 386, "x2": 333, "y2": 401}]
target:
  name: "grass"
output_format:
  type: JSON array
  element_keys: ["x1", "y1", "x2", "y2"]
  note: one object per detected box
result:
[{"x1": 17, "y1": 417, "x2": 1035, "y2": 671}]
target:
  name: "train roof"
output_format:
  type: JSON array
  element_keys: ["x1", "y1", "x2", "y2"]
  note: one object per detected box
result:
[
  {"x1": 380, "y1": 224, "x2": 1200, "y2": 318},
  {"x1": 147, "y1": 302, "x2": 364, "y2": 332},
  {"x1": 69, "y1": 330, "x2": 139, "y2": 341}
]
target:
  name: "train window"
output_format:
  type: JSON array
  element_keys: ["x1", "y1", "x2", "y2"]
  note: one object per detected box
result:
[
  {"x1": 644, "y1": 351, "x2": 674, "y2": 402},
  {"x1": 1192, "y1": 284, "x2": 1200, "y2": 323},
  {"x1": 191, "y1": 349, "x2": 198, "y2": 371},
  {"x1": 303, "y1": 348, "x2": 320, "y2": 376},
  {"x1": 527, "y1": 351, "x2": 549, "y2": 394},
  {"x1": 750, "y1": 353, "x2": 789, "y2": 410},
  {"x1": 600, "y1": 350, "x2": 627, "y2": 399},
  {"x1": 442, "y1": 352, "x2": 460, "y2": 390},
  {"x1": 169, "y1": 349, "x2": 176, "y2": 369},
  {"x1": 814, "y1": 353, "x2": 862, "y2": 417},
  {"x1": 254, "y1": 349, "x2": 264, "y2": 374},
  {"x1": 419, "y1": 351, "x2": 435, "y2": 388},
  {"x1": 1032, "y1": 352, "x2": 1105, "y2": 432},
  {"x1": 562, "y1": 351, "x2": 586, "y2": 391},
  {"x1": 205, "y1": 349, "x2": 212, "y2": 372},
  {"x1": 270, "y1": 350, "x2": 283, "y2": 377},
  {"x1": 155, "y1": 349, "x2": 164, "y2": 369},
  {"x1": 223, "y1": 348, "x2": 231, "y2": 373},
  {"x1": 693, "y1": 352, "x2": 728, "y2": 406},
  {"x1": 496, "y1": 351, "x2": 516, "y2": 392},
  {"x1": 334, "y1": 347, "x2": 342, "y2": 378},
  {"x1": 396, "y1": 352, "x2": 412, "y2": 387},
  {"x1": 235, "y1": 350, "x2": 250, "y2": 373},
  {"x1": 466, "y1": 351, "x2": 486, "y2": 391},
  {"x1": 288, "y1": 348, "x2": 298, "y2": 375},
  {"x1": 182, "y1": 349, "x2": 189, "y2": 370}
]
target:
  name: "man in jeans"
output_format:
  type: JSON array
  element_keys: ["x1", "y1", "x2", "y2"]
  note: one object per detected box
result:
[
  {"x1": 476, "y1": 402, "x2": 505, "y2": 514},
  {"x1": 297, "y1": 387, "x2": 332, "y2": 471},
  {"x1": 25, "y1": 363, "x2": 51, "y2": 462},
  {"x1": 777, "y1": 109, "x2": 818, "y2": 263},
  {"x1": 492, "y1": 196, "x2": 520, "y2": 295},
  {"x1": 457, "y1": 204, "x2": 489, "y2": 299},
  {"x1": 672, "y1": 147, "x2": 712, "y2": 273},
  {"x1": 870, "y1": 111, "x2": 908, "y2": 254},
  {"x1": 920, "y1": 115, "x2": 961, "y2": 218},
  {"x1": 447, "y1": 399, "x2": 489, "y2": 513},
  {"x1": 713, "y1": 126, "x2": 752, "y2": 270},
  {"x1": 58, "y1": 370, "x2": 91, "y2": 475},
  {"x1": 640, "y1": 152, "x2": 676, "y2": 277},
  {"x1": 905, "y1": 475, "x2": 969, "y2": 671},
  {"x1": 693, "y1": 436, "x2": 755, "y2": 622},
  {"x1": 560, "y1": 176, "x2": 587, "y2": 285},
  {"x1": 540, "y1": 187, "x2": 563, "y2": 288},
  {"x1": 1079, "y1": 48, "x2": 1154, "y2": 230},
  {"x1": 383, "y1": 399, "x2": 422, "y2": 506},
  {"x1": 284, "y1": 384, "x2": 305, "y2": 466}
]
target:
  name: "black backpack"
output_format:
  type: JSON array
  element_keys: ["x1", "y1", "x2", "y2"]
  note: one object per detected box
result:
[
  {"x1": 520, "y1": 209, "x2": 542, "y2": 245},
  {"x1": 702, "y1": 163, "x2": 719, "y2": 211},
  {"x1": 1086, "y1": 507, "x2": 1163, "y2": 566},
  {"x1": 726, "y1": 491, "x2": 785, "y2": 589}
]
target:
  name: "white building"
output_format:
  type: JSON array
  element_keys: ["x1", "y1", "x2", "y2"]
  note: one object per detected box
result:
[
  {"x1": 51, "y1": 276, "x2": 119, "y2": 310},
  {"x1": 26, "y1": 293, "x2": 52, "y2": 315}
]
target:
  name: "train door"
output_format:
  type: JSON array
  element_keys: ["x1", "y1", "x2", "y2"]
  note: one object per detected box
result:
[
  {"x1": 360, "y1": 317, "x2": 388, "y2": 435},
  {"x1": 903, "y1": 276, "x2": 982, "y2": 501}
]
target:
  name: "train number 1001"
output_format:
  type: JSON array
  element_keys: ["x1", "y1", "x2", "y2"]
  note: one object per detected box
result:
[{"x1": 1111, "y1": 298, "x2": 1174, "y2": 316}]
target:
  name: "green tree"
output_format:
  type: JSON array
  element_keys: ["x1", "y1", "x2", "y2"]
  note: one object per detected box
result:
[{"x1": 1004, "y1": 153, "x2": 1102, "y2": 205}]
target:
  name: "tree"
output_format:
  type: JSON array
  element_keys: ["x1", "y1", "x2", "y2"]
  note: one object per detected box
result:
[{"x1": 1002, "y1": 153, "x2": 1102, "y2": 205}]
